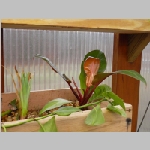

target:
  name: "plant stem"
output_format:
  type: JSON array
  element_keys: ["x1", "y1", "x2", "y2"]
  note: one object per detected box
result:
[
  {"x1": 1, "y1": 114, "x2": 53, "y2": 129},
  {"x1": 1, "y1": 110, "x2": 11, "y2": 117},
  {"x1": 1, "y1": 123, "x2": 7, "y2": 132},
  {"x1": 78, "y1": 99, "x2": 110, "y2": 109},
  {"x1": 85, "y1": 83, "x2": 99, "y2": 104},
  {"x1": 72, "y1": 77, "x2": 83, "y2": 100},
  {"x1": 68, "y1": 82, "x2": 80, "y2": 101},
  {"x1": 35, "y1": 119, "x2": 45, "y2": 132},
  {"x1": 81, "y1": 87, "x2": 89, "y2": 105}
]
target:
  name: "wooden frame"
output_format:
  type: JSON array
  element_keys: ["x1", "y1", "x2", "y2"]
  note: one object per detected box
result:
[
  {"x1": 1, "y1": 28, "x2": 4, "y2": 93},
  {"x1": 1, "y1": 19, "x2": 150, "y2": 33},
  {"x1": 1, "y1": 19, "x2": 150, "y2": 132},
  {"x1": 1, "y1": 89, "x2": 132, "y2": 132},
  {"x1": 112, "y1": 34, "x2": 142, "y2": 131},
  {"x1": 1, "y1": 104, "x2": 132, "y2": 132}
]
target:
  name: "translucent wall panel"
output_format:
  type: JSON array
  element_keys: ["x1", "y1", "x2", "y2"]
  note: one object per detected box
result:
[
  {"x1": 137, "y1": 42, "x2": 150, "y2": 132},
  {"x1": 3, "y1": 29, "x2": 114, "y2": 93}
]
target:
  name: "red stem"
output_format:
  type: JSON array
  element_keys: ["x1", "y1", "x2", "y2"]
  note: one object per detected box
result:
[
  {"x1": 72, "y1": 77, "x2": 83, "y2": 100},
  {"x1": 81, "y1": 82, "x2": 100, "y2": 106},
  {"x1": 86, "y1": 83, "x2": 99, "y2": 102},
  {"x1": 80, "y1": 87, "x2": 89, "y2": 106},
  {"x1": 67, "y1": 81, "x2": 80, "y2": 102}
]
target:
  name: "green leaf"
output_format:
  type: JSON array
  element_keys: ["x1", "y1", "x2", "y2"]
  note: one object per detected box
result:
[
  {"x1": 103, "y1": 92, "x2": 125, "y2": 110},
  {"x1": 85, "y1": 104, "x2": 105, "y2": 125},
  {"x1": 92, "y1": 70, "x2": 146, "y2": 88},
  {"x1": 79, "y1": 50, "x2": 107, "y2": 91},
  {"x1": 39, "y1": 116, "x2": 57, "y2": 132},
  {"x1": 20, "y1": 73, "x2": 31, "y2": 118},
  {"x1": 13, "y1": 67, "x2": 32, "y2": 119},
  {"x1": 9, "y1": 99, "x2": 18, "y2": 107},
  {"x1": 88, "y1": 84, "x2": 112, "y2": 102},
  {"x1": 9, "y1": 99, "x2": 18, "y2": 110},
  {"x1": 107, "y1": 104, "x2": 127, "y2": 117},
  {"x1": 53, "y1": 106, "x2": 81, "y2": 116},
  {"x1": 115, "y1": 70, "x2": 147, "y2": 86},
  {"x1": 39, "y1": 98, "x2": 72, "y2": 115}
]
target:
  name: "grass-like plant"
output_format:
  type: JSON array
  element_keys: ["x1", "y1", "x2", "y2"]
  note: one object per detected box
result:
[{"x1": 12, "y1": 66, "x2": 32, "y2": 119}]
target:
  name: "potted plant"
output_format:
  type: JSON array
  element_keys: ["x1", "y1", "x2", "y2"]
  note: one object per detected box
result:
[{"x1": 1, "y1": 50, "x2": 146, "y2": 132}]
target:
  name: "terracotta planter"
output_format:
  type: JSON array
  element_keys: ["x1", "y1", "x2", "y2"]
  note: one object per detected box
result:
[{"x1": 1, "y1": 89, "x2": 132, "y2": 132}]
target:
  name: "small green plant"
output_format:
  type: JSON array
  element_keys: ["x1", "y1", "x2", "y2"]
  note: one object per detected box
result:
[
  {"x1": 12, "y1": 67, "x2": 32, "y2": 119},
  {"x1": 3, "y1": 66, "x2": 32, "y2": 120},
  {"x1": 34, "y1": 49, "x2": 146, "y2": 131},
  {"x1": 1, "y1": 66, "x2": 32, "y2": 120}
]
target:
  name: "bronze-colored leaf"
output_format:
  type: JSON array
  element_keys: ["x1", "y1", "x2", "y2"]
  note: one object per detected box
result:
[{"x1": 84, "y1": 57, "x2": 100, "y2": 87}]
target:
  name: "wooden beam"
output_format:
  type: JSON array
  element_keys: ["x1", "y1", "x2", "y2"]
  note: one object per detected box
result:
[
  {"x1": 127, "y1": 33, "x2": 150, "y2": 62},
  {"x1": 112, "y1": 34, "x2": 142, "y2": 132},
  {"x1": 1, "y1": 28, "x2": 4, "y2": 93},
  {"x1": 1, "y1": 19, "x2": 150, "y2": 33}
]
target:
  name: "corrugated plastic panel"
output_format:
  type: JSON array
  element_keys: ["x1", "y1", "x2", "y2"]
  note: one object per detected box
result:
[
  {"x1": 3, "y1": 29, "x2": 114, "y2": 92},
  {"x1": 137, "y1": 42, "x2": 150, "y2": 132}
]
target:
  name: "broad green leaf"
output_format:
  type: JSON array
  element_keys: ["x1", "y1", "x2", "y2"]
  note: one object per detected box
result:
[
  {"x1": 85, "y1": 104, "x2": 105, "y2": 125},
  {"x1": 53, "y1": 106, "x2": 81, "y2": 116},
  {"x1": 39, "y1": 98, "x2": 72, "y2": 115},
  {"x1": 99, "y1": 84, "x2": 112, "y2": 92},
  {"x1": 115, "y1": 70, "x2": 147, "y2": 86},
  {"x1": 39, "y1": 116, "x2": 57, "y2": 132},
  {"x1": 79, "y1": 50, "x2": 107, "y2": 91},
  {"x1": 88, "y1": 84, "x2": 112, "y2": 102},
  {"x1": 103, "y1": 92, "x2": 125, "y2": 110},
  {"x1": 92, "y1": 70, "x2": 147, "y2": 87},
  {"x1": 107, "y1": 104, "x2": 127, "y2": 117}
]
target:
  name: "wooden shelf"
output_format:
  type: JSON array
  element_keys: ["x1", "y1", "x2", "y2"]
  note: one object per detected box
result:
[{"x1": 1, "y1": 19, "x2": 150, "y2": 33}]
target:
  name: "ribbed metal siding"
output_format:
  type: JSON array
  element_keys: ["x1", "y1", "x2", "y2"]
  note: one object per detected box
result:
[
  {"x1": 3, "y1": 29, "x2": 114, "y2": 92},
  {"x1": 137, "y1": 42, "x2": 150, "y2": 132}
]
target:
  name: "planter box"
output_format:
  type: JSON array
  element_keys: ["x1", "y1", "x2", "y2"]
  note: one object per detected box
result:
[{"x1": 1, "y1": 89, "x2": 132, "y2": 132}]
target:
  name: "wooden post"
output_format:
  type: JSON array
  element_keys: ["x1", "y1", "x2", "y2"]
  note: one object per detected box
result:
[
  {"x1": 112, "y1": 34, "x2": 142, "y2": 132},
  {"x1": 1, "y1": 28, "x2": 4, "y2": 93}
]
